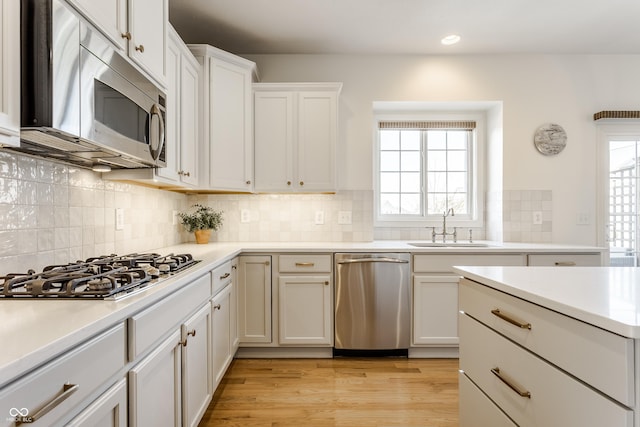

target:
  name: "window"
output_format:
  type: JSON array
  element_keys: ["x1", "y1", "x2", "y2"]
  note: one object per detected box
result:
[{"x1": 375, "y1": 115, "x2": 483, "y2": 227}]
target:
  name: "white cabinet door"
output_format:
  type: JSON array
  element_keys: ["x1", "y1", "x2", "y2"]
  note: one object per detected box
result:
[
  {"x1": 157, "y1": 28, "x2": 181, "y2": 183},
  {"x1": 211, "y1": 285, "x2": 232, "y2": 388},
  {"x1": 254, "y1": 91, "x2": 294, "y2": 191},
  {"x1": 129, "y1": 330, "x2": 181, "y2": 427},
  {"x1": 413, "y1": 275, "x2": 459, "y2": 346},
  {"x1": 297, "y1": 91, "x2": 337, "y2": 191},
  {"x1": 0, "y1": 0, "x2": 20, "y2": 146},
  {"x1": 68, "y1": 0, "x2": 127, "y2": 51},
  {"x1": 179, "y1": 50, "x2": 200, "y2": 186},
  {"x1": 181, "y1": 304, "x2": 212, "y2": 427},
  {"x1": 278, "y1": 275, "x2": 332, "y2": 345},
  {"x1": 208, "y1": 58, "x2": 253, "y2": 191},
  {"x1": 128, "y1": 0, "x2": 167, "y2": 86},
  {"x1": 230, "y1": 260, "x2": 240, "y2": 353},
  {"x1": 237, "y1": 256, "x2": 272, "y2": 343},
  {"x1": 67, "y1": 379, "x2": 128, "y2": 427}
]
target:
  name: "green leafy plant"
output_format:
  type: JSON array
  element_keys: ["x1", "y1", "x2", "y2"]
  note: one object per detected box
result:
[{"x1": 178, "y1": 204, "x2": 223, "y2": 233}]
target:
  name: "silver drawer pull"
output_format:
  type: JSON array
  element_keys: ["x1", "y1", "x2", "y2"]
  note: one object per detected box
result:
[
  {"x1": 17, "y1": 383, "x2": 79, "y2": 425},
  {"x1": 491, "y1": 367, "x2": 531, "y2": 398},
  {"x1": 555, "y1": 261, "x2": 576, "y2": 266},
  {"x1": 491, "y1": 309, "x2": 532, "y2": 330},
  {"x1": 219, "y1": 272, "x2": 230, "y2": 280},
  {"x1": 295, "y1": 262, "x2": 315, "y2": 267}
]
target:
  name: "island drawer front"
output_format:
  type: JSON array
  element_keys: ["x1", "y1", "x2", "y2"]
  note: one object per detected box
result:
[
  {"x1": 459, "y1": 279, "x2": 634, "y2": 407},
  {"x1": 413, "y1": 254, "x2": 524, "y2": 273},
  {"x1": 212, "y1": 261, "x2": 232, "y2": 295},
  {"x1": 527, "y1": 253, "x2": 602, "y2": 266},
  {"x1": 0, "y1": 324, "x2": 126, "y2": 427},
  {"x1": 459, "y1": 372, "x2": 517, "y2": 427},
  {"x1": 459, "y1": 314, "x2": 633, "y2": 427},
  {"x1": 279, "y1": 254, "x2": 332, "y2": 273},
  {"x1": 128, "y1": 273, "x2": 211, "y2": 360}
]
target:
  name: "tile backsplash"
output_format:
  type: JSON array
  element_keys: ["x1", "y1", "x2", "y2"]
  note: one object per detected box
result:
[{"x1": 0, "y1": 151, "x2": 552, "y2": 271}]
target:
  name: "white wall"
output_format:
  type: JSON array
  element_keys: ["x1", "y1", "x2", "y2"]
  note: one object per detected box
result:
[{"x1": 246, "y1": 53, "x2": 640, "y2": 244}]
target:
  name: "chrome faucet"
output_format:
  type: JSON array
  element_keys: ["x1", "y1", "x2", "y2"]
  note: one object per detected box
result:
[{"x1": 431, "y1": 208, "x2": 457, "y2": 243}]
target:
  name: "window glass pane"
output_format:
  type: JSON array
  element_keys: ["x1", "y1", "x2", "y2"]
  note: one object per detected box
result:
[
  {"x1": 427, "y1": 172, "x2": 447, "y2": 192},
  {"x1": 401, "y1": 151, "x2": 421, "y2": 171},
  {"x1": 400, "y1": 131, "x2": 421, "y2": 150},
  {"x1": 447, "y1": 172, "x2": 467, "y2": 192},
  {"x1": 447, "y1": 131, "x2": 468, "y2": 149},
  {"x1": 427, "y1": 131, "x2": 447, "y2": 149},
  {"x1": 401, "y1": 172, "x2": 421, "y2": 192},
  {"x1": 448, "y1": 193, "x2": 468, "y2": 214},
  {"x1": 380, "y1": 194, "x2": 400, "y2": 214},
  {"x1": 380, "y1": 130, "x2": 400, "y2": 150},
  {"x1": 400, "y1": 194, "x2": 421, "y2": 214},
  {"x1": 427, "y1": 193, "x2": 448, "y2": 215},
  {"x1": 380, "y1": 152, "x2": 399, "y2": 171},
  {"x1": 427, "y1": 151, "x2": 446, "y2": 170},
  {"x1": 380, "y1": 172, "x2": 400, "y2": 192},
  {"x1": 447, "y1": 151, "x2": 467, "y2": 171}
]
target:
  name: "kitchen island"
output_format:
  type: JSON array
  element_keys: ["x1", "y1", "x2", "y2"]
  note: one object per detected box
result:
[{"x1": 454, "y1": 265, "x2": 640, "y2": 427}]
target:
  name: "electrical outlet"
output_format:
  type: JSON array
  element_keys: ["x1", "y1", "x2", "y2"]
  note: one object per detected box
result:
[
  {"x1": 338, "y1": 211, "x2": 352, "y2": 225},
  {"x1": 115, "y1": 208, "x2": 125, "y2": 230},
  {"x1": 577, "y1": 212, "x2": 590, "y2": 225},
  {"x1": 532, "y1": 211, "x2": 543, "y2": 225},
  {"x1": 240, "y1": 209, "x2": 250, "y2": 223},
  {"x1": 314, "y1": 211, "x2": 325, "y2": 225}
]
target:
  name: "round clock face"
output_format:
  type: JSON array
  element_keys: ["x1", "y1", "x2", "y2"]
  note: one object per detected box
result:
[{"x1": 534, "y1": 123, "x2": 567, "y2": 156}]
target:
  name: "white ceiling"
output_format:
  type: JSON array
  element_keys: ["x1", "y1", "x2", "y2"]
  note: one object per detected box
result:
[{"x1": 168, "y1": 0, "x2": 640, "y2": 55}]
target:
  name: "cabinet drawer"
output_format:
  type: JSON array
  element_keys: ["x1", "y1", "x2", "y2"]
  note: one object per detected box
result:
[
  {"x1": 413, "y1": 254, "x2": 524, "y2": 273},
  {"x1": 128, "y1": 274, "x2": 211, "y2": 360},
  {"x1": 460, "y1": 314, "x2": 633, "y2": 427},
  {"x1": 527, "y1": 253, "x2": 602, "y2": 266},
  {"x1": 212, "y1": 261, "x2": 232, "y2": 295},
  {"x1": 279, "y1": 254, "x2": 332, "y2": 273},
  {"x1": 459, "y1": 279, "x2": 634, "y2": 407},
  {"x1": 0, "y1": 324, "x2": 126, "y2": 427},
  {"x1": 459, "y1": 372, "x2": 516, "y2": 427}
]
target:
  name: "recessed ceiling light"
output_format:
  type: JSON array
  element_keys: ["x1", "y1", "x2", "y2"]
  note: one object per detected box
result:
[{"x1": 441, "y1": 34, "x2": 461, "y2": 46}]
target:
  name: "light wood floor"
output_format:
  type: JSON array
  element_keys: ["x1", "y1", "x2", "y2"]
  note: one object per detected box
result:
[{"x1": 199, "y1": 358, "x2": 459, "y2": 427}]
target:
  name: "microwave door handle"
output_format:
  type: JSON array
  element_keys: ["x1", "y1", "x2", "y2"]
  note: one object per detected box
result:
[{"x1": 148, "y1": 104, "x2": 165, "y2": 160}]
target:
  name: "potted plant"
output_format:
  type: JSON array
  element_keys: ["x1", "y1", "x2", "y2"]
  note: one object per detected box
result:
[{"x1": 178, "y1": 204, "x2": 223, "y2": 244}]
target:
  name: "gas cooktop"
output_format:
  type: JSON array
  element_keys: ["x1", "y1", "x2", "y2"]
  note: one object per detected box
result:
[{"x1": 0, "y1": 253, "x2": 200, "y2": 300}]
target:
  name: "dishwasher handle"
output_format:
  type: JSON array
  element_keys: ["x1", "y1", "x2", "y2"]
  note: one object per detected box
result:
[{"x1": 337, "y1": 257, "x2": 409, "y2": 264}]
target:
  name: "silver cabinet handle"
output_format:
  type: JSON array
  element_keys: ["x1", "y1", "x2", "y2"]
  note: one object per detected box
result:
[
  {"x1": 17, "y1": 383, "x2": 79, "y2": 425},
  {"x1": 295, "y1": 262, "x2": 315, "y2": 267},
  {"x1": 491, "y1": 309, "x2": 532, "y2": 330},
  {"x1": 338, "y1": 258, "x2": 409, "y2": 264},
  {"x1": 555, "y1": 261, "x2": 576, "y2": 266},
  {"x1": 491, "y1": 367, "x2": 531, "y2": 398},
  {"x1": 219, "y1": 272, "x2": 230, "y2": 280}
]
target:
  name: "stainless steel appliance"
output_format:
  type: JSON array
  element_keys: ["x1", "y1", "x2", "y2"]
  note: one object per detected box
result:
[
  {"x1": 334, "y1": 253, "x2": 411, "y2": 353},
  {"x1": 0, "y1": 253, "x2": 199, "y2": 300},
  {"x1": 16, "y1": 0, "x2": 166, "y2": 170}
]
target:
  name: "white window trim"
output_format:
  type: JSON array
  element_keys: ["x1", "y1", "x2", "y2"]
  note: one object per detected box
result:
[{"x1": 373, "y1": 109, "x2": 486, "y2": 228}]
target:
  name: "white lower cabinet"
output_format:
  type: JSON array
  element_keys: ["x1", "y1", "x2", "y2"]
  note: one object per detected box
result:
[
  {"x1": 129, "y1": 330, "x2": 182, "y2": 427},
  {"x1": 278, "y1": 275, "x2": 332, "y2": 345},
  {"x1": 181, "y1": 304, "x2": 212, "y2": 427},
  {"x1": 458, "y1": 373, "x2": 516, "y2": 427},
  {"x1": 413, "y1": 275, "x2": 459, "y2": 346},
  {"x1": 67, "y1": 378, "x2": 127, "y2": 427},
  {"x1": 237, "y1": 255, "x2": 272, "y2": 344},
  {"x1": 211, "y1": 284, "x2": 233, "y2": 388}
]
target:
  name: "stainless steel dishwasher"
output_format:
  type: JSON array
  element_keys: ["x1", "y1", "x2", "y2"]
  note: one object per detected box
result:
[{"x1": 334, "y1": 253, "x2": 411, "y2": 353}]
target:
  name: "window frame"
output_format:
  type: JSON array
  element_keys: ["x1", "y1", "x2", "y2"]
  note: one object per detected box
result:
[{"x1": 373, "y1": 110, "x2": 485, "y2": 228}]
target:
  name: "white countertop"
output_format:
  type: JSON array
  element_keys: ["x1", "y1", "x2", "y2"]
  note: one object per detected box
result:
[
  {"x1": 453, "y1": 265, "x2": 640, "y2": 338},
  {"x1": 0, "y1": 240, "x2": 605, "y2": 387}
]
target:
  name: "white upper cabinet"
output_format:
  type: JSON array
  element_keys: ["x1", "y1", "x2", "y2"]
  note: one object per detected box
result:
[
  {"x1": 69, "y1": 0, "x2": 167, "y2": 87},
  {"x1": 254, "y1": 83, "x2": 341, "y2": 192},
  {"x1": 189, "y1": 45, "x2": 257, "y2": 192},
  {"x1": 0, "y1": 0, "x2": 20, "y2": 146}
]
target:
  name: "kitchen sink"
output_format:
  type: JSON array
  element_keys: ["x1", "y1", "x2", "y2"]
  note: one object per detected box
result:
[{"x1": 408, "y1": 242, "x2": 493, "y2": 248}]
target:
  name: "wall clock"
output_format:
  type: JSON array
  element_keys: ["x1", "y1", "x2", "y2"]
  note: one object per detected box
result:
[{"x1": 533, "y1": 123, "x2": 567, "y2": 156}]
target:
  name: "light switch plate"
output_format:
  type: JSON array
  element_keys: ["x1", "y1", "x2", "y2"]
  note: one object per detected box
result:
[
  {"x1": 532, "y1": 211, "x2": 543, "y2": 225},
  {"x1": 338, "y1": 211, "x2": 352, "y2": 225},
  {"x1": 315, "y1": 211, "x2": 325, "y2": 225},
  {"x1": 240, "y1": 209, "x2": 251, "y2": 223},
  {"x1": 115, "y1": 208, "x2": 125, "y2": 230}
]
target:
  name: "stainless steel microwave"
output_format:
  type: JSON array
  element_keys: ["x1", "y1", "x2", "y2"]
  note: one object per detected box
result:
[{"x1": 16, "y1": 0, "x2": 166, "y2": 170}]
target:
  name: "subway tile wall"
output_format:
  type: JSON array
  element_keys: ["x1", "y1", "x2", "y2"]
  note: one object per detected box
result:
[{"x1": 0, "y1": 152, "x2": 186, "y2": 272}]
